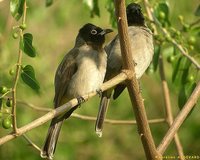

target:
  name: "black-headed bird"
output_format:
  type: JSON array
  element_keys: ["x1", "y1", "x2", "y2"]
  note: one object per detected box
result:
[
  {"x1": 95, "y1": 3, "x2": 154, "y2": 137},
  {"x1": 41, "y1": 23, "x2": 112, "y2": 159}
]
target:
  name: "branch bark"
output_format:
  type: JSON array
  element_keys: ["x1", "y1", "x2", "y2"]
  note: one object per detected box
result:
[
  {"x1": 157, "y1": 81, "x2": 200, "y2": 154},
  {"x1": 0, "y1": 72, "x2": 127, "y2": 145},
  {"x1": 159, "y1": 55, "x2": 185, "y2": 159},
  {"x1": 114, "y1": 1, "x2": 160, "y2": 159}
]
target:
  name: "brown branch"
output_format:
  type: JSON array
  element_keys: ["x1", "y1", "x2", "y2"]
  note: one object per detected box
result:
[
  {"x1": 143, "y1": 0, "x2": 200, "y2": 70},
  {"x1": 0, "y1": 72, "x2": 127, "y2": 145},
  {"x1": 114, "y1": 1, "x2": 160, "y2": 159},
  {"x1": 11, "y1": 1, "x2": 27, "y2": 133},
  {"x1": 159, "y1": 55, "x2": 185, "y2": 159},
  {"x1": 157, "y1": 81, "x2": 200, "y2": 154}
]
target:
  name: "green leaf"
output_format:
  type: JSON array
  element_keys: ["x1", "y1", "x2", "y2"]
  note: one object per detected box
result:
[
  {"x1": 195, "y1": 5, "x2": 200, "y2": 16},
  {"x1": 178, "y1": 82, "x2": 196, "y2": 113},
  {"x1": 10, "y1": 0, "x2": 25, "y2": 21},
  {"x1": 152, "y1": 45, "x2": 160, "y2": 71},
  {"x1": 178, "y1": 85, "x2": 187, "y2": 109},
  {"x1": 21, "y1": 33, "x2": 36, "y2": 57},
  {"x1": 83, "y1": 0, "x2": 100, "y2": 17},
  {"x1": 0, "y1": 98, "x2": 2, "y2": 110},
  {"x1": 46, "y1": 0, "x2": 53, "y2": 7},
  {"x1": 172, "y1": 57, "x2": 182, "y2": 82},
  {"x1": 154, "y1": 2, "x2": 170, "y2": 26},
  {"x1": 21, "y1": 65, "x2": 40, "y2": 91},
  {"x1": 105, "y1": 0, "x2": 117, "y2": 28},
  {"x1": 181, "y1": 58, "x2": 192, "y2": 84}
]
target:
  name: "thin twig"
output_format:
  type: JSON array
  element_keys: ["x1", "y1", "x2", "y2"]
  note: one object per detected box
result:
[
  {"x1": 159, "y1": 55, "x2": 185, "y2": 159},
  {"x1": 0, "y1": 72, "x2": 127, "y2": 145},
  {"x1": 114, "y1": 1, "x2": 160, "y2": 159},
  {"x1": 11, "y1": 1, "x2": 27, "y2": 133},
  {"x1": 22, "y1": 134, "x2": 41, "y2": 152},
  {"x1": 17, "y1": 100, "x2": 165, "y2": 125},
  {"x1": 143, "y1": 0, "x2": 200, "y2": 70},
  {"x1": 157, "y1": 81, "x2": 200, "y2": 154},
  {"x1": 0, "y1": 90, "x2": 11, "y2": 99},
  {"x1": 71, "y1": 113, "x2": 165, "y2": 125},
  {"x1": 17, "y1": 100, "x2": 52, "y2": 112}
]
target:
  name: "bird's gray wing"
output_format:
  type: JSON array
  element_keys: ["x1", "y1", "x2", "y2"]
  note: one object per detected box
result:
[
  {"x1": 104, "y1": 35, "x2": 118, "y2": 60},
  {"x1": 54, "y1": 48, "x2": 79, "y2": 108}
]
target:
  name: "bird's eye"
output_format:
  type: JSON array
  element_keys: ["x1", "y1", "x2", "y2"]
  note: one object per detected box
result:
[{"x1": 91, "y1": 29, "x2": 97, "y2": 35}]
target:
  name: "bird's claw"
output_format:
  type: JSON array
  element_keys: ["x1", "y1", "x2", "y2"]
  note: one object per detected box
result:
[
  {"x1": 96, "y1": 89, "x2": 103, "y2": 97},
  {"x1": 77, "y1": 96, "x2": 85, "y2": 106}
]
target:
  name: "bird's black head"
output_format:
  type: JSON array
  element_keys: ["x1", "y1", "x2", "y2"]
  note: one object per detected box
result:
[
  {"x1": 79, "y1": 23, "x2": 113, "y2": 47},
  {"x1": 126, "y1": 3, "x2": 145, "y2": 26}
]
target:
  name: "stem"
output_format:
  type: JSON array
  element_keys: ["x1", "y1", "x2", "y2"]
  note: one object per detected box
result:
[
  {"x1": 114, "y1": 1, "x2": 160, "y2": 159},
  {"x1": 72, "y1": 113, "x2": 165, "y2": 125},
  {"x1": 159, "y1": 55, "x2": 185, "y2": 159},
  {"x1": 157, "y1": 81, "x2": 200, "y2": 154},
  {"x1": 11, "y1": 0, "x2": 27, "y2": 133}
]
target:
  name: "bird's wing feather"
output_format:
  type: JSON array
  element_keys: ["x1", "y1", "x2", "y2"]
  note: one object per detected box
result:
[
  {"x1": 104, "y1": 35, "x2": 118, "y2": 59},
  {"x1": 54, "y1": 48, "x2": 79, "y2": 107}
]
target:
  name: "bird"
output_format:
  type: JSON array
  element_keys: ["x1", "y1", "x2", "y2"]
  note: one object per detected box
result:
[
  {"x1": 41, "y1": 23, "x2": 113, "y2": 160},
  {"x1": 95, "y1": 3, "x2": 154, "y2": 137}
]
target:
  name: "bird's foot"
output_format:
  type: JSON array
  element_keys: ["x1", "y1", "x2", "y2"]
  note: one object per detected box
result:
[
  {"x1": 96, "y1": 89, "x2": 103, "y2": 97},
  {"x1": 77, "y1": 96, "x2": 85, "y2": 107}
]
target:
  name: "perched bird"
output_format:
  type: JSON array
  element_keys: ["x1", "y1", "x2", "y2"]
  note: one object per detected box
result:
[
  {"x1": 95, "y1": 3, "x2": 154, "y2": 137},
  {"x1": 41, "y1": 23, "x2": 112, "y2": 159}
]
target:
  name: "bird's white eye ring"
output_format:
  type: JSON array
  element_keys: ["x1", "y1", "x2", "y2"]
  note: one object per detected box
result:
[{"x1": 91, "y1": 29, "x2": 97, "y2": 35}]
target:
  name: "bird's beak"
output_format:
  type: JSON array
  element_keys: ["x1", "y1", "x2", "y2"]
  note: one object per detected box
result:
[{"x1": 98, "y1": 29, "x2": 113, "y2": 36}]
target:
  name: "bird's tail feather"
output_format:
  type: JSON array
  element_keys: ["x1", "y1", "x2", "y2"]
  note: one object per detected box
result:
[
  {"x1": 95, "y1": 90, "x2": 111, "y2": 137},
  {"x1": 41, "y1": 118, "x2": 63, "y2": 160}
]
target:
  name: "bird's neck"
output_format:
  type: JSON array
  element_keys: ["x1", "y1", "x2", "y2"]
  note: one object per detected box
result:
[
  {"x1": 128, "y1": 22, "x2": 145, "y2": 27},
  {"x1": 87, "y1": 42, "x2": 103, "y2": 51}
]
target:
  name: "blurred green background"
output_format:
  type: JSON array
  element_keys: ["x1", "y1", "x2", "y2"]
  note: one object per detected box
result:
[{"x1": 0, "y1": 0, "x2": 199, "y2": 160}]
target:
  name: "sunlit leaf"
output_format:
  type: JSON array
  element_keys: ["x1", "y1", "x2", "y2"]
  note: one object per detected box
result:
[
  {"x1": 83, "y1": 0, "x2": 100, "y2": 17},
  {"x1": 46, "y1": 0, "x2": 53, "y2": 7},
  {"x1": 92, "y1": 0, "x2": 100, "y2": 17},
  {"x1": 10, "y1": 0, "x2": 25, "y2": 21},
  {"x1": 21, "y1": 65, "x2": 40, "y2": 91},
  {"x1": 105, "y1": 0, "x2": 117, "y2": 28},
  {"x1": 154, "y1": 2, "x2": 170, "y2": 26},
  {"x1": 21, "y1": 33, "x2": 36, "y2": 57}
]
